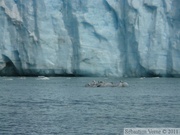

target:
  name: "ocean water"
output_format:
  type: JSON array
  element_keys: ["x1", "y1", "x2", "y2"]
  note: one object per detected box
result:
[{"x1": 0, "y1": 77, "x2": 180, "y2": 135}]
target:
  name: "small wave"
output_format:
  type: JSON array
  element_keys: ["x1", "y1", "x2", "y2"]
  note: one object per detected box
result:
[{"x1": 153, "y1": 77, "x2": 160, "y2": 79}]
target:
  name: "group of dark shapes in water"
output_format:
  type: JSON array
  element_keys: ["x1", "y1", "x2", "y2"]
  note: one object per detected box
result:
[{"x1": 85, "y1": 80, "x2": 129, "y2": 87}]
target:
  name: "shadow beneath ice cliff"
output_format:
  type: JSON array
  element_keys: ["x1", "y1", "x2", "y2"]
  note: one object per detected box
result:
[{"x1": 0, "y1": 55, "x2": 19, "y2": 76}]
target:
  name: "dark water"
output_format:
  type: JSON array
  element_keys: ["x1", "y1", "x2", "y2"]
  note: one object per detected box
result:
[{"x1": 0, "y1": 77, "x2": 180, "y2": 135}]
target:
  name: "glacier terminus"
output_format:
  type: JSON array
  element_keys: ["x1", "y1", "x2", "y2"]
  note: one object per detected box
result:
[{"x1": 0, "y1": 0, "x2": 180, "y2": 77}]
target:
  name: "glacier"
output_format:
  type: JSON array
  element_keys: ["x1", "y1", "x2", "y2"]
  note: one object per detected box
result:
[{"x1": 0, "y1": 0, "x2": 180, "y2": 77}]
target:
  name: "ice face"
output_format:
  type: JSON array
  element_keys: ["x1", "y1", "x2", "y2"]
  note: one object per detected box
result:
[{"x1": 0, "y1": 0, "x2": 180, "y2": 77}]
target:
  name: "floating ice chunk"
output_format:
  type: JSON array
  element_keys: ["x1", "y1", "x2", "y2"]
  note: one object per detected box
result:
[
  {"x1": 36, "y1": 76, "x2": 49, "y2": 80},
  {"x1": 4, "y1": 78, "x2": 13, "y2": 81}
]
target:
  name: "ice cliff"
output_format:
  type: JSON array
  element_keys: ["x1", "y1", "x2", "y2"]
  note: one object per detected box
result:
[{"x1": 0, "y1": 0, "x2": 180, "y2": 77}]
